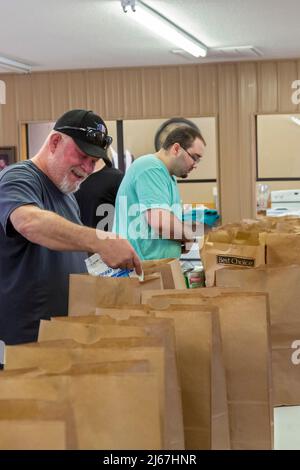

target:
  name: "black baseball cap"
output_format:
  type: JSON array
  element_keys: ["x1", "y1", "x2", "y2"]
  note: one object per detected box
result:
[{"x1": 53, "y1": 109, "x2": 112, "y2": 167}]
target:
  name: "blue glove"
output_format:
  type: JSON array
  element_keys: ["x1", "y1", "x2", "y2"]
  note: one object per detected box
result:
[{"x1": 182, "y1": 208, "x2": 220, "y2": 227}]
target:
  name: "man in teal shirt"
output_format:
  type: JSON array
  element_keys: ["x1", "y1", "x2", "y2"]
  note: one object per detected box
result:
[{"x1": 113, "y1": 126, "x2": 206, "y2": 259}]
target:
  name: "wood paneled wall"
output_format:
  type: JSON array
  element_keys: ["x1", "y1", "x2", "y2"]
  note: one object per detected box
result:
[{"x1": 0, "y1": 59, "x2": 299, "y2": 223}]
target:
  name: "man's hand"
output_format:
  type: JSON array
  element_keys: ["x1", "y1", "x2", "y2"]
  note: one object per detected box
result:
[
  {"x1": 10, "y1": 205, "x2": 142, "y2": 275},
  {"x1": 97, "y1": 238, "x2": 142, "y2": 276}
]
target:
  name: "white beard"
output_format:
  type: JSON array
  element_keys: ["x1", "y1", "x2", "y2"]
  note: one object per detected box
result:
[{"x1": 58, "y1": 174, "x2": 83, "y2": 194}]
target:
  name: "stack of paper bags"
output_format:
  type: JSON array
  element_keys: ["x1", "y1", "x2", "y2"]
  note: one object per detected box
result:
[
  {"x1": 2, "y1": 317, "x2": 183, "y2": 449},
  {"x1": 68, "y1": 273, "x2": 163, "y2": 316},
  {"x1": 216, "y1": 264, "x2": 300, "y2": 407},
  {"x1": 200, "y1": 228, "x2": 266, "y2": 286},
  {"x1": 141, "y1": 288, "x2": 272, "y2": 450},
  {"x1": 63, "y1": 302, "x2": 230, "y2": 450}
]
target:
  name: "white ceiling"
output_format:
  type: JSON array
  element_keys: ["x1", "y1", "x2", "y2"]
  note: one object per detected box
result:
[{"x1": 1, "y1": 0, "x2": 300, "y2": 73}]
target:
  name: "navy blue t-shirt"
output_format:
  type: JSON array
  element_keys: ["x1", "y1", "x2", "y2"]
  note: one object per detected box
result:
[{"x1": 0, "y1": 161, "x2": 87, "y2": 345}]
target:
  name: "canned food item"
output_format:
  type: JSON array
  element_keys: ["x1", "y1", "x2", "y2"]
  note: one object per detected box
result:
[{"x1": 184, "y1": 265, "x2": 205, "y2": 288}]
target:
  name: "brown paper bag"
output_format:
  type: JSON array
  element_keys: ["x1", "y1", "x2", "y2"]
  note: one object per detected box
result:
[
  {"x1": 38, "y1": 319, "x2": 146, "y2": 343},
  {"x1": 141, "y1": 287, "x2": 241, "y2": 305},
  {"x1": 201, "y1": 229, "x2": 266, "y2": 286},
  {"x1": 0, "y1": 373, "x2": 161, "y2": 450},
  {"x1": 48, "y1": 315, "x2": 184, "y2": 450},
  {"x1": 142, "y1": 258, "x2": 186, "y2": 289},
  {"x1": 150, "y1": 307, "x2": 229, "y2": 450},
  {"x1": 0, "y1": 359, "x2": 151, "y2": 379},
  {"x1": 216, "y1": 264, "x2": 300, "y2": 327},
  {"x1": 0, "y1": 421, "x2": 66, "y2": 450},
  {"x1": 96, "y1": 305, "x2": 150, "y2": 317},
  {"x1": 68, "y1": 273, "x2": 163, "y2": 315},
  {"x1": 58, "y1": 306, "x2": 229, "y2": 450},
  {"x1": 271, "y1": 322, "x2": 300, "y2": 405},
  {"x1": 273, "y1": 216, "x2": 300, "y2": 233},
  {"x1": 75, "y1": 305, "x2": 229, "y2": 450},
  {"x1": 216, "y1": 265, "x2": 300, "y2": 407},
  {"x1": 144, "y1": 290, "x2": 273, "y2": 450},
  {"x1": 266, "y1": 233, "x2": 300, "y2": 264},
  {"x1": 0, "y1": 399, "x2": 76, "y2": 449},
  {"x1": 58, "y1": 372, "x2": 162, "y2": 450},
  {"x1": 5, "y1": 338, "x2": 169, "y2": 448}
]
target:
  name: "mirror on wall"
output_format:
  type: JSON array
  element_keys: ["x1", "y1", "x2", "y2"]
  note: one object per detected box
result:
[
  {"x1": 123, "y1": 116, "x2": 218, "y2": 206},
  {"x1": 256, "y1": 114, "x2": 300, "y2": 215},
  {"x1": 27, "y1": 121, "x2": 55, "y2": 158},
  {"x1": 257, "y1": 114, "x2": 300, "y2": 186}
]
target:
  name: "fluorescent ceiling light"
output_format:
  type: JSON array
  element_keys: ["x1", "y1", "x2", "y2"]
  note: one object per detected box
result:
[
  {"x1": 0, "y1": 56, "x2": 31, "y2": 73},
  {"x1": 125, "y1": 1, "x2": 208, "y2": 58}
]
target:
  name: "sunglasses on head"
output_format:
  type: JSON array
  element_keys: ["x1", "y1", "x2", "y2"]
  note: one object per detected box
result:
[{"x1": 56, "y1": 125, "x2": 113, "y2": 149}]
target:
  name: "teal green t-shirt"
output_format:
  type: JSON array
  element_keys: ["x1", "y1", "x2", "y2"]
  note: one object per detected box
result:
[{"x1": 113, "y1": 155, "x2": 182, "y2": 260}]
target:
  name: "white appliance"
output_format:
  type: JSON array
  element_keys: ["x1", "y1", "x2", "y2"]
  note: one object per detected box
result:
[
  {"x1": 274, "y1": 406, "x2": 300, "y2": 449},
  {"x1": 267, "y1": 189, "x2": 300, "y2": 216}
]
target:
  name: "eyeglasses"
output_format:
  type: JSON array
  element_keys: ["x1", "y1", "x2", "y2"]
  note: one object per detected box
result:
[
  {"x1": 56, "y1": 126, "x2": 113, "y2": 149},
  {"x1": 181, "y1": 146, "x2": 202, "y2": 164}
]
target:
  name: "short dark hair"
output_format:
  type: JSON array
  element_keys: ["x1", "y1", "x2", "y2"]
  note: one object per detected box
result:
[{"x1": 162, "y1": 126, "x2": 206, "y2": 150}]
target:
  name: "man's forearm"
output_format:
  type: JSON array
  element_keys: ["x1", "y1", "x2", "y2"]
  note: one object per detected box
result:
[
  {"x1": 10, "y1": 205, "x2": 142, "y2": 275},
  {"x1": 146, "y1": 209, "x2": 195, "y2": 242},
  {"x1": 10, "y1": 205, "x2": 112, "y2": 253}
]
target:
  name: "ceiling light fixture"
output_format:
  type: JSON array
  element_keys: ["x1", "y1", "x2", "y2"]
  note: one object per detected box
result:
[
  {"x1": 0, "y1": 56, "x2": 31, "y2": 73},
  {"x1": 121, "y1": 0, "x2": 208, "y2": 58}
]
